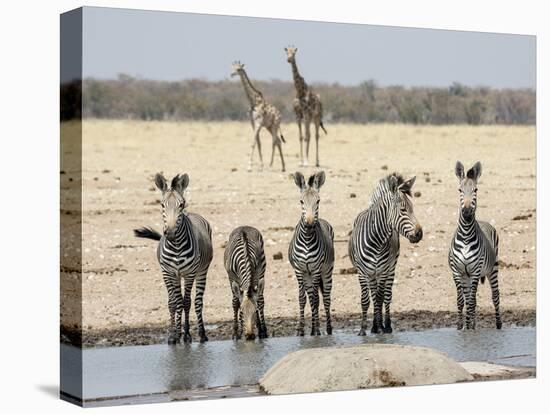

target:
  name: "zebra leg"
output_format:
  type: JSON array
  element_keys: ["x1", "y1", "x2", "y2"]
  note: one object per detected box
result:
[
  {"x1": 232, "y1": 295, "x2": 241, "y2": 340},
  {"x1": 371, "y1": 276, "x2": 385, "y2": 334},
  {"x1": 296, "y1": 271, "x2": 306, "y2": 336},
  {"x1": 310, "y1": 273, "x2": 321, "y2": 336},
  {"x1": 257, "y1": 294, "x2": 268, "y2": 339},
  {"x1": 194, "y1": 271, "x2": 209, "y2": 343},
  {"x1": 358, "y1": 273, "x2": 370, "y2": 336},
  {"x1": 489, "y1": 265, "x2": 502, "y2": 329},
  {"x1": 382, "y1": 272, "x2": 395, "y2": 333},
  {"x1": 182, "y1": 276, "x2": 194, "y2": 343},
  {"x1": 466, "y1": 277, "x2": 479, "y2": 329},
  {"x1": 321, "y1": 272, "x2": 333, "y2": 335},
  {"x1": 163, "y1": 271, "x2": 181, "y2": 344},
  {"x1": 456, "y1": 283, "x2": 465, "y2": 330}
]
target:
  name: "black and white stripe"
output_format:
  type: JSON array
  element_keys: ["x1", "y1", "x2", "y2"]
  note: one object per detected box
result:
[
  {"x1": 224, "y1": 226, "x2": 267, "y2": 340},
  {"x1": 134, "y1": 173, "x2": 213, "y2": 344},
  {"x1": 349, "y1": 173, "x2": 423, "y2": 335},
  {"x1": 288, "y1": 171, "x2": 334, "y2": 336},
  {"x1": 448, "y1": 161, "x2": 501, "y2": 330}
]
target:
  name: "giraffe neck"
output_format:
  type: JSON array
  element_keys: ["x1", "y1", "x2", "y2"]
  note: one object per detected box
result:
[
  {"x1": 238, "y1": 70, "x2": 263, "y2": 106},
  {"x1": 290, "y1": 59, "x2": 308, "y2": 99}
]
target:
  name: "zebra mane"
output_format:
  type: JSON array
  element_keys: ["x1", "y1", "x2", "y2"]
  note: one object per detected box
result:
[{"x1": 370, "y1": 173, "x2": 410, "y2": 205}]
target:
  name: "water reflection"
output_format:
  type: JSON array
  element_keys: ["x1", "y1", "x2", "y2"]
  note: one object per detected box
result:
[{"x1": 74, "y1": 326, "x2": 535, "y2": 400}]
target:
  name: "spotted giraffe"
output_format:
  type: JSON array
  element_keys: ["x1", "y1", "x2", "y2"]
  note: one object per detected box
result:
[
  {"x1": 231, "y1": 61, "x2": 286, "y2": 172},
  {"x1": 285, "y1": 46, "x2": 327, "y2": 168}
]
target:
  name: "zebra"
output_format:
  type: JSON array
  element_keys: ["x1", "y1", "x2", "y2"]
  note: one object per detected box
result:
[
  {"x1": 288, "y1": 171, "x2": 334, "y2": 336},
  {"x1": 448, "y1": 161, "x2": 501, "y2": 330},
  {"x1": 134, "y1": 173, "x2": 213, "y2": 344},
  {"x1": 349, "y1": 173, "x2": 423, "y2": 335},
  {"x1": 224, "y1": 226, "x2": 268, "y2": 340}
]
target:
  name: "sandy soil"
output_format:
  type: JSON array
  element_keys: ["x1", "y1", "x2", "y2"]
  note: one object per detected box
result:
[{"x1": 60, "y1": 120, "x2": 536, "y2": 345}]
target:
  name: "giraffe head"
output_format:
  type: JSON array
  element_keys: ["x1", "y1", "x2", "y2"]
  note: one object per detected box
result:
[
  {"x1": 231, "y1": 61, "x2": 245, "y2": 77},
  {"x1": 285, "y1": 46, "x2": 298, "y2": 63}
]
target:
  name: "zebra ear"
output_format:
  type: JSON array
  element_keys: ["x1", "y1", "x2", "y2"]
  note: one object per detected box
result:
[
  {"x1": 172, "y1": 173, "x2": 189, "y2": 194},
  {"x1": 310, "y1": 171, "x2": 326, "y2": 191},
  {"x1": 389, "y1": 175, "x2": 399, "y2": 193},
  {"x1": 455, "y1": 161, "x2": 465, "y2": 180},
  {"x1": 293, "y1": 172, "x2": 306, "y2": 191},
  {"x1": 467, "y1": 162, "x2": 482, "y2": 181},
  {"x1": 154, "y1": 173, "x2": 168, "y2": 192},
  {"x1": 399, "y1": 176, "x2": 416, "y2": 194}
]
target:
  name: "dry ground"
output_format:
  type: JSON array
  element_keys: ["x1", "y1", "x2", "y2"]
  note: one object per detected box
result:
[{"x1": 60, "y1": 120, "x2": 536, "y2": 345}]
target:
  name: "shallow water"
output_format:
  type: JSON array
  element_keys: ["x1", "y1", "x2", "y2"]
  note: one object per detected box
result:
[{"x1": 61, "y1": 326, "x2": 535, "y2": 401}]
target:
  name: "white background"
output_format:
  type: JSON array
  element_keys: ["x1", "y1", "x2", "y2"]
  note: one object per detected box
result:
[{"x1": 0, "y1": 1, "x2": 546, "y2": 412}]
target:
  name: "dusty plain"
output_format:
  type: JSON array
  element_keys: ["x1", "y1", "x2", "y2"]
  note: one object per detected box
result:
[{"x1": 60, "y1": 120, "x2": 536, "y2": 346}]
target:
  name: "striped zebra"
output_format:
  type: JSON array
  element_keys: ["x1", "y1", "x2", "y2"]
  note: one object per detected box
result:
[
  {"x1": 349, "y1": 173, "x2": 423, "y2": 335},
  {"x1": 449, "y1": 161, "x2": 501, "y2": 330},
  {"x1": 134, "y1": 173, "x2": 213, "y2": 344},
  {"x1": 288, "y1": 171, "x2": 335, "y2": 336},
  {"x1": 224, "y1": 226, "x2": 268, "y2": 340}
]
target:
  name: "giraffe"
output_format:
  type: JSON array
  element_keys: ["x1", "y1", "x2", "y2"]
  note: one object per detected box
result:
[
  {"x1": 285, "y1": 46, "x2": 327, "y2": 168},
  {"x1": 231, "y1": 61, "x2": 286, "y2": 172}
]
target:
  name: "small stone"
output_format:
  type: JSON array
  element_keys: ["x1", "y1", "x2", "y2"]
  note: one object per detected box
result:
[
  {"x1": 350, "y1": 193, "x2": 357, "y2": 198},
  {"x1": 273, "y1": 252, "x2": 283, "y2": 260},
  {"x1": 381, "y1": 165, "x2": 388, "y2": 170},
  {"x1": 414, "y1": 191, "x2": 421, "y2": 197},
  {"x1": 231, "y1": 167, "x2": 238, "y2": 172}
]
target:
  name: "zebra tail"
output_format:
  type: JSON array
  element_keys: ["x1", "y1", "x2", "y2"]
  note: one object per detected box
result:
[
  {"x1": 480, "y1": 276, "x2": 486, "y2": 284},
  {"x1": 134, "y1": 226, "x2": 162, "y2": 241},
  {"x1": 320, "y1": 121, "x2": 327, "y2": 135}
]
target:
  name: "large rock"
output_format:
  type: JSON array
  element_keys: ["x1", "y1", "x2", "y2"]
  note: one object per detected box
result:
[
  {"x1": 259, "y1": 344, "x2": 473, "y2": 395},
  {"x1": 460, "y1": 361, "x2": 536, "y2": 381}
]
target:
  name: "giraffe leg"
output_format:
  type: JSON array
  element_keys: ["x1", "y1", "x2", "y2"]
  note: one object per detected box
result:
[
  {"x1": 304, "y1": 118, "x2": 311, "y2": 167},
  {"x1": 314, "y1": 122, "x2": 320, "y2": 168},
  {"x1": 256, "y1": 130, "x2": 263, "y2": 172},
  {"x1": 297, "y1": 118, "x2": 304, "y2": 167},
  {"x1": 269, "y1": 128, "x2": 276, "y2": 168},
  {"x1": 248, "y1": 124, "x2": 261, "y2": 172}
]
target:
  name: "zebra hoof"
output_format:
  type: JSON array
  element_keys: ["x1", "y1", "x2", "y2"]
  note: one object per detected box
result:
[
  {"x1": 371, "y1": 326, "x2": 381, "y2": 334},
  {"x1": 326, "y1": 326, "x2": 333, "y2": 335},
  {"x1": 496, "y1": 321, "x2": 502, "y2": 329},
  {"x1": 297, "y1": 329, "x2": 305, "y2": 337},
  {"x1": 358, "y1": 329, "x2": 367, "y2": 336},
  {"x1": 383, "y1": 326, "x2": 393, "y2": 334},
  {"x1": 167, "y1": 335, "x2": 179, "y2": 345},
  {"x1": 183, "y1": 333, "x2": 193, "y2": 343},
  {"x1": 456, "y1": 322, "x2": 464, "y2": 330},
  {"x1": 199, "y1": 335, "x2": 209, "y2": 343}
]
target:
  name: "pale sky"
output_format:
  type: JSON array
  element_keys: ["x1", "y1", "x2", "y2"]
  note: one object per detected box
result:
[{"x1": 77, "y1": 6, "x2": 535, "y2": 89}]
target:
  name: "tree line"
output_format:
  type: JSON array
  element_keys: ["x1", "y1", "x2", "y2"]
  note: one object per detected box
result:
[{"x1": 60, "y1": 74, "x2": 535, "y2": 125}]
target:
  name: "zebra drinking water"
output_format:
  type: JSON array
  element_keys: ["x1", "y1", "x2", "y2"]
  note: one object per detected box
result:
[
  {"x1": 224, "y1": 226, "x2": 268, "y2": 340},
  {"x1": 349, "y1": 173, "x2": 423, "y2": 335},
  {"x1": 288, "y1": 171, "x2": 335, "y2": 336},
  {"x1": 134, "y1": 173, "x2": 213, "y2": 344},
  {"x1": 448, "y1": 161, "x2": 501, "y2": 330}
]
